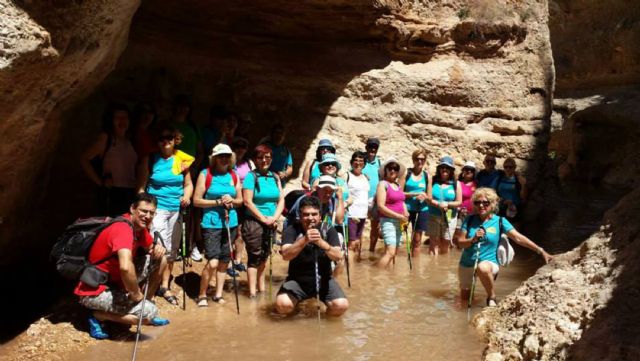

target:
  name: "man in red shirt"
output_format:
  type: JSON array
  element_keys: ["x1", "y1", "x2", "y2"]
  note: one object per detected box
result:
[{"x1": 75, "y1": 193, "x2": 169, "y2": 339}]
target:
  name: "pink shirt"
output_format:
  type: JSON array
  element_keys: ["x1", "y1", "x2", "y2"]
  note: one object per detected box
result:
[
  {"x1": 460, "y1": 180, "x2": 477, "y2": 214},
  {"x1": 384, "y1": 181, "x2": 406, "y2": 214}
]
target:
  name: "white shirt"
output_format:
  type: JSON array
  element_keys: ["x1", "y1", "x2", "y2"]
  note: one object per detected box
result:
[{"x1": 347, "y1": 171, "x2": 370, "y2": 218}]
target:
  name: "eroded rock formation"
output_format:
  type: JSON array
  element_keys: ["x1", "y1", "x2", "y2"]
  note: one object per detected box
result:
[{"x1": 1, "y1": 0, "x2": 639, "y2": 359}]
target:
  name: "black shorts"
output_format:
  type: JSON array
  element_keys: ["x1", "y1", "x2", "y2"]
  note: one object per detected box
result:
[
  {"x1": 202, "y1": 227, "x2": 237, "y2": 263},
  {"x1": 408, "y1": 211, "x2": 429, "y2": 232},
  {"x1": 278, "y1": 278, "x2": 346, "y2": 303}
]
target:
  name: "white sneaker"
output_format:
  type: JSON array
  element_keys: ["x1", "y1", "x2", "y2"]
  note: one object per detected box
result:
[
  {"x1": 486, "y1": 298, "x2": 497, "y2": 307},
  {"x1": 190, "y1": 248, "x2": 203, "y2": 262}
]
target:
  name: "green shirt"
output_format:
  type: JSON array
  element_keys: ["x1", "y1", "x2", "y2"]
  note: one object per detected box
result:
[{"x1": 174, "y1": 121, "x2": 201, "y2": 157}]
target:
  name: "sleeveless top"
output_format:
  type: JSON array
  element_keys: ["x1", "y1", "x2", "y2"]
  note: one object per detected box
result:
[
  {"x1": 404, "y1": 171, "x2": 429, "y2": 212},
  {"x1": 497, "y1": 175, "x2": 520, "y2": 205},
  {"x1": 102, "y1": 138, "x2": 137, "y2": 188},
  {"x1": 383, "y1": 181, "x2": 406, "y2": 215},
  {"x1": 460, "y1": 180, "x2": 477, "y2": 214},
  {"x1": 308, "y1": 161, "x2": 322, "y2": 186}
]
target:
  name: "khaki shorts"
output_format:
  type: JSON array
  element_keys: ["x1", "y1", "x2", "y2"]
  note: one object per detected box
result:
[
  {"x1": 458, "y1": 262, "x2": 499, "y2": 290},
  {"x1": 427, "y1": 214, "x2": 456, "y2": 240}
]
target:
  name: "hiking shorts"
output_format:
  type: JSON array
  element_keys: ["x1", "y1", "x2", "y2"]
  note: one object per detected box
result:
[
  {"x1": 80, "y1": 289, "x2": 158, "y2": 320},
  {"x1": 380, "y1": 217, "x2": 403, "y2": 247},
  {"x1": 278, "y1": 278, "x2": 346, "y2": 303},
  {"x1": 202, "y1": 227, "x2": 237, "y2": 263},
  {"x1": 458, "y1": 262, "x2": 499, "y2": 290},
  {"x1": 242, "y1": 218, "x2": 273, "y2": 268},
  {"x1": 408, "y1": 211, "x2": 429, "y2": 232},
  {"x1": 151, "y1": 209, "x2": 182, "y2": 261},
  {"x1": 348, "y1": 218, "x2": 366, "y2": 240},
  {"x1": 427, "y1": 214, "x2": 456, "y2": 240}
]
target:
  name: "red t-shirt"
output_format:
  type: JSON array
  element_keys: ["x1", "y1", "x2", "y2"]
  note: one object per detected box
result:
[{"x1": 74, "y1": 214, "x2": 153, "y2": 296}]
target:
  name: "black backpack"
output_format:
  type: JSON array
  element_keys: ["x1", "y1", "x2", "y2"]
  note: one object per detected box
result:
[
  {"x1": 50, "y1": 216, "x2": 133, "y2": 285},
  {"x1": 283, "y1": 190, "x2": 311, "y2": 225}
]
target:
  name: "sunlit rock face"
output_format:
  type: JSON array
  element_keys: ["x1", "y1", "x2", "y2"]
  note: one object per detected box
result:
[{"x1": 0, "y1": 1, "x2": 553, "y2": 264}]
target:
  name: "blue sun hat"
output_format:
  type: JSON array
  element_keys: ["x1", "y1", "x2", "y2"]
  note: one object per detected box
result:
[
  {"x1": 318, "y1": 139, "x2": 335, "y2": 151},
  {"x1": 319, "y1": 153, "x2": 341, "y2": 170},
  {"x1": 437, "y1": 155, "x2": 455, "y2": 169}
]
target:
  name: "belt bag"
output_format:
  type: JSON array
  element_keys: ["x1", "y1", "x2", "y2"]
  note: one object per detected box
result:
[{"x1": 79, "y1": 265, "x2": 110, "y2": 288}]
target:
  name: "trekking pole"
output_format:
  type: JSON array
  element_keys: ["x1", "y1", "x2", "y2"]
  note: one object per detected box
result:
[
  {"x1": 131, "y1": 231, "x2": 160, "y2": 361},
  {"x1": 467, "y1": 232, "x2": 483, "y2": 322},
  {"x1": 342, "y1": 222, "x2": 351, "y2": 288},
  {"x1": 268, "y1": 228, "x2": 274, "y2": 302},
  {"x1": 314, "y1": 246, "x2": 321, "y2": 322},
  {"x1": 181, "y1": 208, "x2": 187, "y2": 311},
  {"x1": 405, "y1": 221, "x2": 412, "y2": 271},
  {"x1": 225, "y1": 210, "x2": 240, "y2": 315}
]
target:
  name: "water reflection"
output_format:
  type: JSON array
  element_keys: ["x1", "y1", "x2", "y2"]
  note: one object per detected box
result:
[{"x1": 67, "y1": 247, "x2": 538, "y2": 361}]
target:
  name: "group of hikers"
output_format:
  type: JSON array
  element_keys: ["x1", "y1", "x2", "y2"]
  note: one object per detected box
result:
[{"x1": 67, "y1": 98, "x2": 552, "y2": 340}]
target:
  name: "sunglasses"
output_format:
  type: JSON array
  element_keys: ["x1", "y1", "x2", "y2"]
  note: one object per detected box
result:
[
  {"x1": 159, "y1": 135, "x2": 175, "y2": 141},
  {"x1": 473, "y1": 200, "x2": 491, "y2": 207},
  {"x1": 414, "y1": 157, "x2": 426, "y2": 162},
  {"x1": 504, "y1": 165, "x2": 515, "y2": 169},
  {"x1": 323, "y1": 163, "x2": 338, "y2": 168},
  {"x1": 366, "y1": 147, "x2": 378, "y2": 151},
  {"x1": 484, "y1": 159, "x2": 496, "y2": 164},
  {"x1": 462, "y1": 168, "x2": 475, "y2": 172},
  {"x1": 387, "y1": 166, "x2": 400, "y2": 172}
]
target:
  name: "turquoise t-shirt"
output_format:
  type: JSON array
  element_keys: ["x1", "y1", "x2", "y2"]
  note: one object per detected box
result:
[
  {"x1": 147, "y1": 154, "x2": 184, "y2": 212},
  {"x1": 269, "y1": 143, "x2": 293, "y2": 173},
  {"x1": 429, "y1": 181, "x2": 457, "y2": 217},
  {"x1": 363, "y1": 156, "x2": 381, "y2": 199},
  {"x1": 243, "y1": 171, "x2": 281, "y2": 217},
  {"x1": 336, "y1": 177, "x2": 349, "y2": 226},
  {"x1": 308, "y1": 161, "x2": 322, "y2": 187},
  {"x1": 459, "y1": 215, "x2": 514, "y2": 267},
  {"x1": 497, "y1": 175, "x2": 521, "y2": 206},
  {"x1": 476, "y1": 169, "x2": 500, "y2": 189},
  {"x1": 404, "y1": 171, "x2": 429, "y2": 212},
  {"x1": 200, "y1": 169, "x2": 238, "y2": 229}
]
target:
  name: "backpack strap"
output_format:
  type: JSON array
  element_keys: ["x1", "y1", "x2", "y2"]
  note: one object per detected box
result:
[
  {"x1": 91, "y1": 217, "x2": 134, "y2": 266},
  {"x1": 205, "y1": 168, "x2": 213, "y2": 192}
]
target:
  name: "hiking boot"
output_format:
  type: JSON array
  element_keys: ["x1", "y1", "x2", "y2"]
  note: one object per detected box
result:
[
  {"x1": 190, "y1": 248, "x2": 203, "y2": 262},
  {"x1": 88, "y1": 316, "x2": 109, "y2": 340},
  {"x1": 486, "y1": 298, "x2": 498, "y2": 307},
  {"x1": 234, "y1": 263, "x2": 247, "y2": 272}
]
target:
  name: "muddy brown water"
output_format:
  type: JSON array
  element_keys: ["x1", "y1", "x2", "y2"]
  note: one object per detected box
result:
[{"x1": 66, "y1": 248, "x2": 539, "y2": 361}]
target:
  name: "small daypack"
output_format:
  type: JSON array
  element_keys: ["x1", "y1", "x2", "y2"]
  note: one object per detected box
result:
[
  {"x1": 248, "y1": 170, "x2": 279, "y2": 193},
  {"x1": 496, "y1": 216, "x2": 515, "y2": 266},
  {"x1": 50, "y1": 216, "x2": 133, "y2": 286}
]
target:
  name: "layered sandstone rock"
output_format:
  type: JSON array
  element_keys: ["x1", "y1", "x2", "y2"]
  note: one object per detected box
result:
[
  {"x1": 476, "y1": 186, "x2": 640, "y2": 361},
  {"x1": 0, "y1": 0, "x2": 140, "y2": 264}
]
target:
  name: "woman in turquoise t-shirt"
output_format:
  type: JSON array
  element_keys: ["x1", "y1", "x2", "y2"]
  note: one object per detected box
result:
[
  {"x1": 242, "y1": 144, "x2": 284, "y2": 298},
  {"x1": 301, "y1": 138, "x2": 335, "y2": 190},
  {"x1": 139, "y1": 126, "x2": 193, "y2": 306},
  {"x1": 427, "y1": 156, "x2": 462, "y2": 255},
  {"x1": 401, "y1": 149, "x2": 432, "y2": 257},
  {"x1": 456, "y1": 188, "x2": 552, "y2": 307},
  {"x1": 193, "y1": 144, "x2": 243, "y2": 306}
]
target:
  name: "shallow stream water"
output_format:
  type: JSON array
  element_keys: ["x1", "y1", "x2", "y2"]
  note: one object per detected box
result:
[{"x1": 66, "y1": 246, "x2": 539, "y2": 361}]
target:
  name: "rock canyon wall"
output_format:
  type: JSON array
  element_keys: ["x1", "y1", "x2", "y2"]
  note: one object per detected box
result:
[{"x1": 0, "y1": 0, "x2": 639, "y2": 359}]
